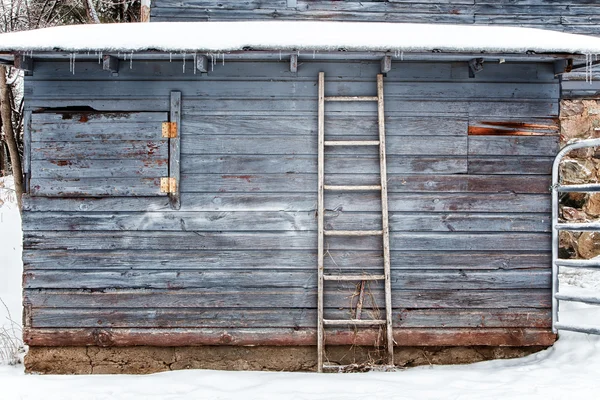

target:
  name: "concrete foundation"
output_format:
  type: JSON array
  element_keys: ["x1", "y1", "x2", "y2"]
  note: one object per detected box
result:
[{"x1": 25, "y1": 345, "x2": 548, "y2": 374}]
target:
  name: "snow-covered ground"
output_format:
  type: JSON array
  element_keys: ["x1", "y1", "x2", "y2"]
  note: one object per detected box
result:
[{"x1": 0, "y1": 175, "x2": 599, "y2": 400}]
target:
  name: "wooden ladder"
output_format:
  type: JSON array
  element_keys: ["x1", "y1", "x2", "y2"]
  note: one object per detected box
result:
[{"x1": 317, "y1": 72, "x2": 394, "y2": 372}]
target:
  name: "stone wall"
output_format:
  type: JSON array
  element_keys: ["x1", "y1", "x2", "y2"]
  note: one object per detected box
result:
[{"x1": 560, "y1": 100, "x2": 600, "y2": 259}]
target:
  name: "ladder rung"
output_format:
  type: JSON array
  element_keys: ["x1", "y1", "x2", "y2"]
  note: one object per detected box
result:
[
  {"x1": 324, "y1": 96, "x2": 378, "y2": 102},
  {"x1": 555, "y1": 259, "x2": 600, "y2": 269},
  {"x1": 555, "y1": 222, "x2": 600, "y2": 231},
  {"x1": 557, "y1": 184, "x2": 600, "y2": 192},
  {"x1": 323, "y1": 319, "x2": 386, "y2": 326},
  {"x1": 555, "y1": 292, "x2": 600, "y2": 305},
  {"x1": 324, "y1": 140, "x2": 380, "y2": 146},
  {"x1": 554, "y1": 323, "x2": 600, "y2": 335},
  {"x1": 323, "y1": 185, "x2": 381, "y2": 191},
  {"x1": 324, "y1": 230, "x2": 383, "y2": 236},
  {"x1": 323, "y1": 274, "x2": 385, "y2": 281}
]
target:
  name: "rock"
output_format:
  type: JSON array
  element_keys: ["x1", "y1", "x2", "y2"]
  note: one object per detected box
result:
[
  {"x1": 559, "y1": 231, "x2": 579, "y2": 259},
  {"x1": 562, "y1": 206, "x2": 588, "y2": 221},
  {"x1": 576, "y1": 231, "x2": 600, "y2": 259},
  {"x1": 561, "y1": 192, "x2": 587, "y2": 209},
  {"x1": 584, "y1": 193, "x2": 600, "y2": 217},
  {"x1": 561, "y1": 158, "x2": 596, "y2": 184}
]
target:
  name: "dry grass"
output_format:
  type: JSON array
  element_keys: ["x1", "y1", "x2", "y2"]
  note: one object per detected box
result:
[{"x1": 0, "y1": 298, "x2": 24, "y2": 365}]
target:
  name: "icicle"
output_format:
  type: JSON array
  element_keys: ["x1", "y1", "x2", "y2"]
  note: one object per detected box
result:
[
  {"x1": 222, "y1": 53, "x2": 225, "y2": 66},
  {"x1": 313, "y1": 50, "x2": 316, "y2": 59},
  {"x1": 169, "y1": 52, "x2": 172, "y2": 62},
  {"x1": 193, "y1": 53, "x2": 197, "y2": 75},
  {"x1": 182, "y1": 52, "x2": 186, "y2": 73},
  {"x1": 401, "y1": 51, "x2": 404, "y2": 61},
  {"x1": 97, "y1": 51, "x2": 101, "y2": 64},
  {"x1": 130, "y1": 51, "x2": 133, "y2": 70},
  {"x1": 279, "y1": 50, "x2": 282, "y2": 61}
]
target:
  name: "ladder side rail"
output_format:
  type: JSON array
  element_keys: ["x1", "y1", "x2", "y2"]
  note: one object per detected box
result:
[
  {"x1": 317, "y1": 72, "x2": 326, "y2": 372},
  {"x1": 377, "y1": 74, "x2": 394, "y2": 366},
  {"x1": 552, "y1": 138, "x2": 600, "y2": 334}
]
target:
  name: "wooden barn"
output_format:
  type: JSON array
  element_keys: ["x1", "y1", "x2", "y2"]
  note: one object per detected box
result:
[{"x1": 2, "y1": 0, "x2": 600, "y2": 374}]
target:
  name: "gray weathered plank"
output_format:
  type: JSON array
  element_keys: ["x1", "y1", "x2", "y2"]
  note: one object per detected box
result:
[
  {"x1": 23, "y1": 231, "x2": 551, "y2": 251},
  {"x1": 30, "y1": 140, "x2": 168, "y2": 160},
  {"x1": 182, "y1": 156, "x2": 468, "y2": 175},
  {"x1": 468, "y1": 156, "x2": 553, "y2": 174},
  {"x1": 23, "y1": 269, "x2": 550, "y2": 290},
  {"x1": 29, "y1": 307, "x2": 550, "y2": 329},
  {"x1": 29, "y1": 178, "x2": 164, "y2": 197},
  {"x1": 31, "y1": 159, "x2": 166, "y2": 178},
  {"x1": 468, "y1": 136, "x2": 559, "y2": 156},
  {"x1": 23, "y1": 192, "x2": 550, "y2": 213},
  {"x1": 181, "y1": 135, "x2": 467, "y2": 155},
  {"x1": 24, "y1": 288, "x2": 551, "y2": 309},
  {"x1": 22, "y1": 192, "x2": 551, "y2": 213},
  {"x1": 169, "y1": 91, "x2": 182, "y2": 209},
  {"x1": 21, "y1": 211, "x2": 551, "y2": 233},
  {"x1": 22, "y1": 249, "x2": 550, "y2": 271}
]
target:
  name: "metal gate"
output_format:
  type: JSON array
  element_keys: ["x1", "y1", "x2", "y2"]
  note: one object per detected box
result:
[{"x1": 552, "y1": 138, "x2": 600, "y2": 335}]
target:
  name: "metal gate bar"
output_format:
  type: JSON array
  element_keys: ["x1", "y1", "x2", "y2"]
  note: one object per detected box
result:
[{"x1": 552, "y1": 138, "x2": 600, "y2": 335}]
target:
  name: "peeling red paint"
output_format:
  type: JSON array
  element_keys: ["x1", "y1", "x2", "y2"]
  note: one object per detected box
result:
[{"x1": 222, "y1": 175, "x2": 253, "y2": 182}]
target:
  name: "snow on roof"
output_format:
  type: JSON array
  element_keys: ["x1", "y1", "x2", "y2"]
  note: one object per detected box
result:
[{"x1": 2, "y1": 21, "x2": 600, "y2": 55}]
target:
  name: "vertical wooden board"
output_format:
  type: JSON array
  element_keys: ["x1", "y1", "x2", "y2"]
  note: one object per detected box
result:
[{"x1": 170, "y1": 91, "x2": 182, "y2": 209}]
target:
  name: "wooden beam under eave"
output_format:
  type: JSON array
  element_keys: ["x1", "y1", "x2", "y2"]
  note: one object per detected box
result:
[
  {"x1": 290, "y1": 54, "x2": 298, "y2": 73},
  {"x1": 14, "y1": 54, "x2": 33, "y2": 75},
  {"x1": 102, "y1": 55, "x2": 118, "y2": 73},
  {"x1": 381, "y1": 55, "x2": 391, "y2": 73},
  {"x1": 23, "y1": 327, "x2": 557, "y2": 347}
]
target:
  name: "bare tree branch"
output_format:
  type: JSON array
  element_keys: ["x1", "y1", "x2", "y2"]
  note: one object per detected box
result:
[{"x1": 84, "y1": 0, "x2": 100, "y2": 23}]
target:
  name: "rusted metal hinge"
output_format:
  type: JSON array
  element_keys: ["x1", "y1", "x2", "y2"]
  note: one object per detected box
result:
[
  {"x1": 162, "y1": 122, "x2": 178, "y2": 138},
  {"x1": 160, "y1": 177, "x2": 178, "y2": 194}
]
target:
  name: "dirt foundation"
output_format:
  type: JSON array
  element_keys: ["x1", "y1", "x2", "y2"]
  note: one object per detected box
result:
[{"x1": 25, "y1": 345, "x2": 548, "y2": 374}]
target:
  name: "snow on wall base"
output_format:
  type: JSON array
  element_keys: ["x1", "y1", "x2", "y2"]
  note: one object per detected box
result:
[{"x1": 24, "y1": 345, "x2": 548, "y2": 375}]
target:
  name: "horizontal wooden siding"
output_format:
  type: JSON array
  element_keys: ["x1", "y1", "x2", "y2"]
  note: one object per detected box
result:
[
  {"x1": 151, "y1": 0, "x2": 600, "y2": 37},
  {"x1": 22, "y1": 58, "x2": 558, "y2": 346}
]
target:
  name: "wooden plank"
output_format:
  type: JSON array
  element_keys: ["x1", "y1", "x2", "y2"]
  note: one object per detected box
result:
[
  {"x1": 31, "y1": 122, "x2": 164, "y2": 141},
  {"x1": 22, "y1": 192, "x2": 551, "y2": 212},
  {"x1": 468, "y1": 136, "x2": 559, "y2": 156},
  {"x1": 23, "y1": 231, "x2": 551, "y2": 251},
  {"x1": 468, "y1": 118, "x2": 559, "y2": 136},
  {"x1": 29, "y1": 178, "x2": 164, "y2": 197},
  {"x1": 468, "y1": 156, "x2": 553, "y2": 174},
  {"x1": 21, "y1": 211, "x2": 551, "y2": 233},
  {"x1": 27, "y1": 60, "x2": 555, "y2": 83},
  {"x1": 24, "y1": 288, "x2": 551, "y2": 309},
  {"x1": 31, "y1": 159, "x2": 167, "y2": 179},
  {"x1": 27, "y1": 80, "x2": 557, "y2": 101},
  {"x1": 23, "y1": 270, "x2": 551, "y2": 290},
  {"x1": 22, "y1": 249, "x2": 551, "y2": 271},
  {"x1": 23, "y1": 327, "x2": 557, "y2": 347},
  {"x1": 183, "y1": 156, "x2": 468, "y2": 175},
  {"x1": 150, "y1": 8, "x2": 474, "y2": 23},
  {"x1": 29, "y1": 308, "x2": 551, "y2": 329},
  {"x1": 181, "y1": 115, "x2": 469, "y2": 137},
  {"x1": 179, "y1": 172, "x2": 552, "y2": 193},
  {"x1": 169, "y1": 91, "x2": 181, "y2": 209},
  {"x1": 31, "y1": 140, "x2": 168, "y2": 160},
  {"x1": 31, "y1": 112, "x2": 166, "y2": 124},
  {"x1": 181, "y1": 135, "x2": 467, "y2": 156}
]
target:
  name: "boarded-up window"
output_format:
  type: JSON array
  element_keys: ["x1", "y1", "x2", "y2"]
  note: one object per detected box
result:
[{"x1": 29, "y1": 112, "x2": 171, "y2": 197}]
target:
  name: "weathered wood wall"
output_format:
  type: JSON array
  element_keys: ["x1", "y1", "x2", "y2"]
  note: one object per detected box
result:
[
  {"x1": 22, "y1": 57, "x2": 558, "y2": 347},
  {"x1": 151, "y1": 0, "x2": 600, "y2": 36}
]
